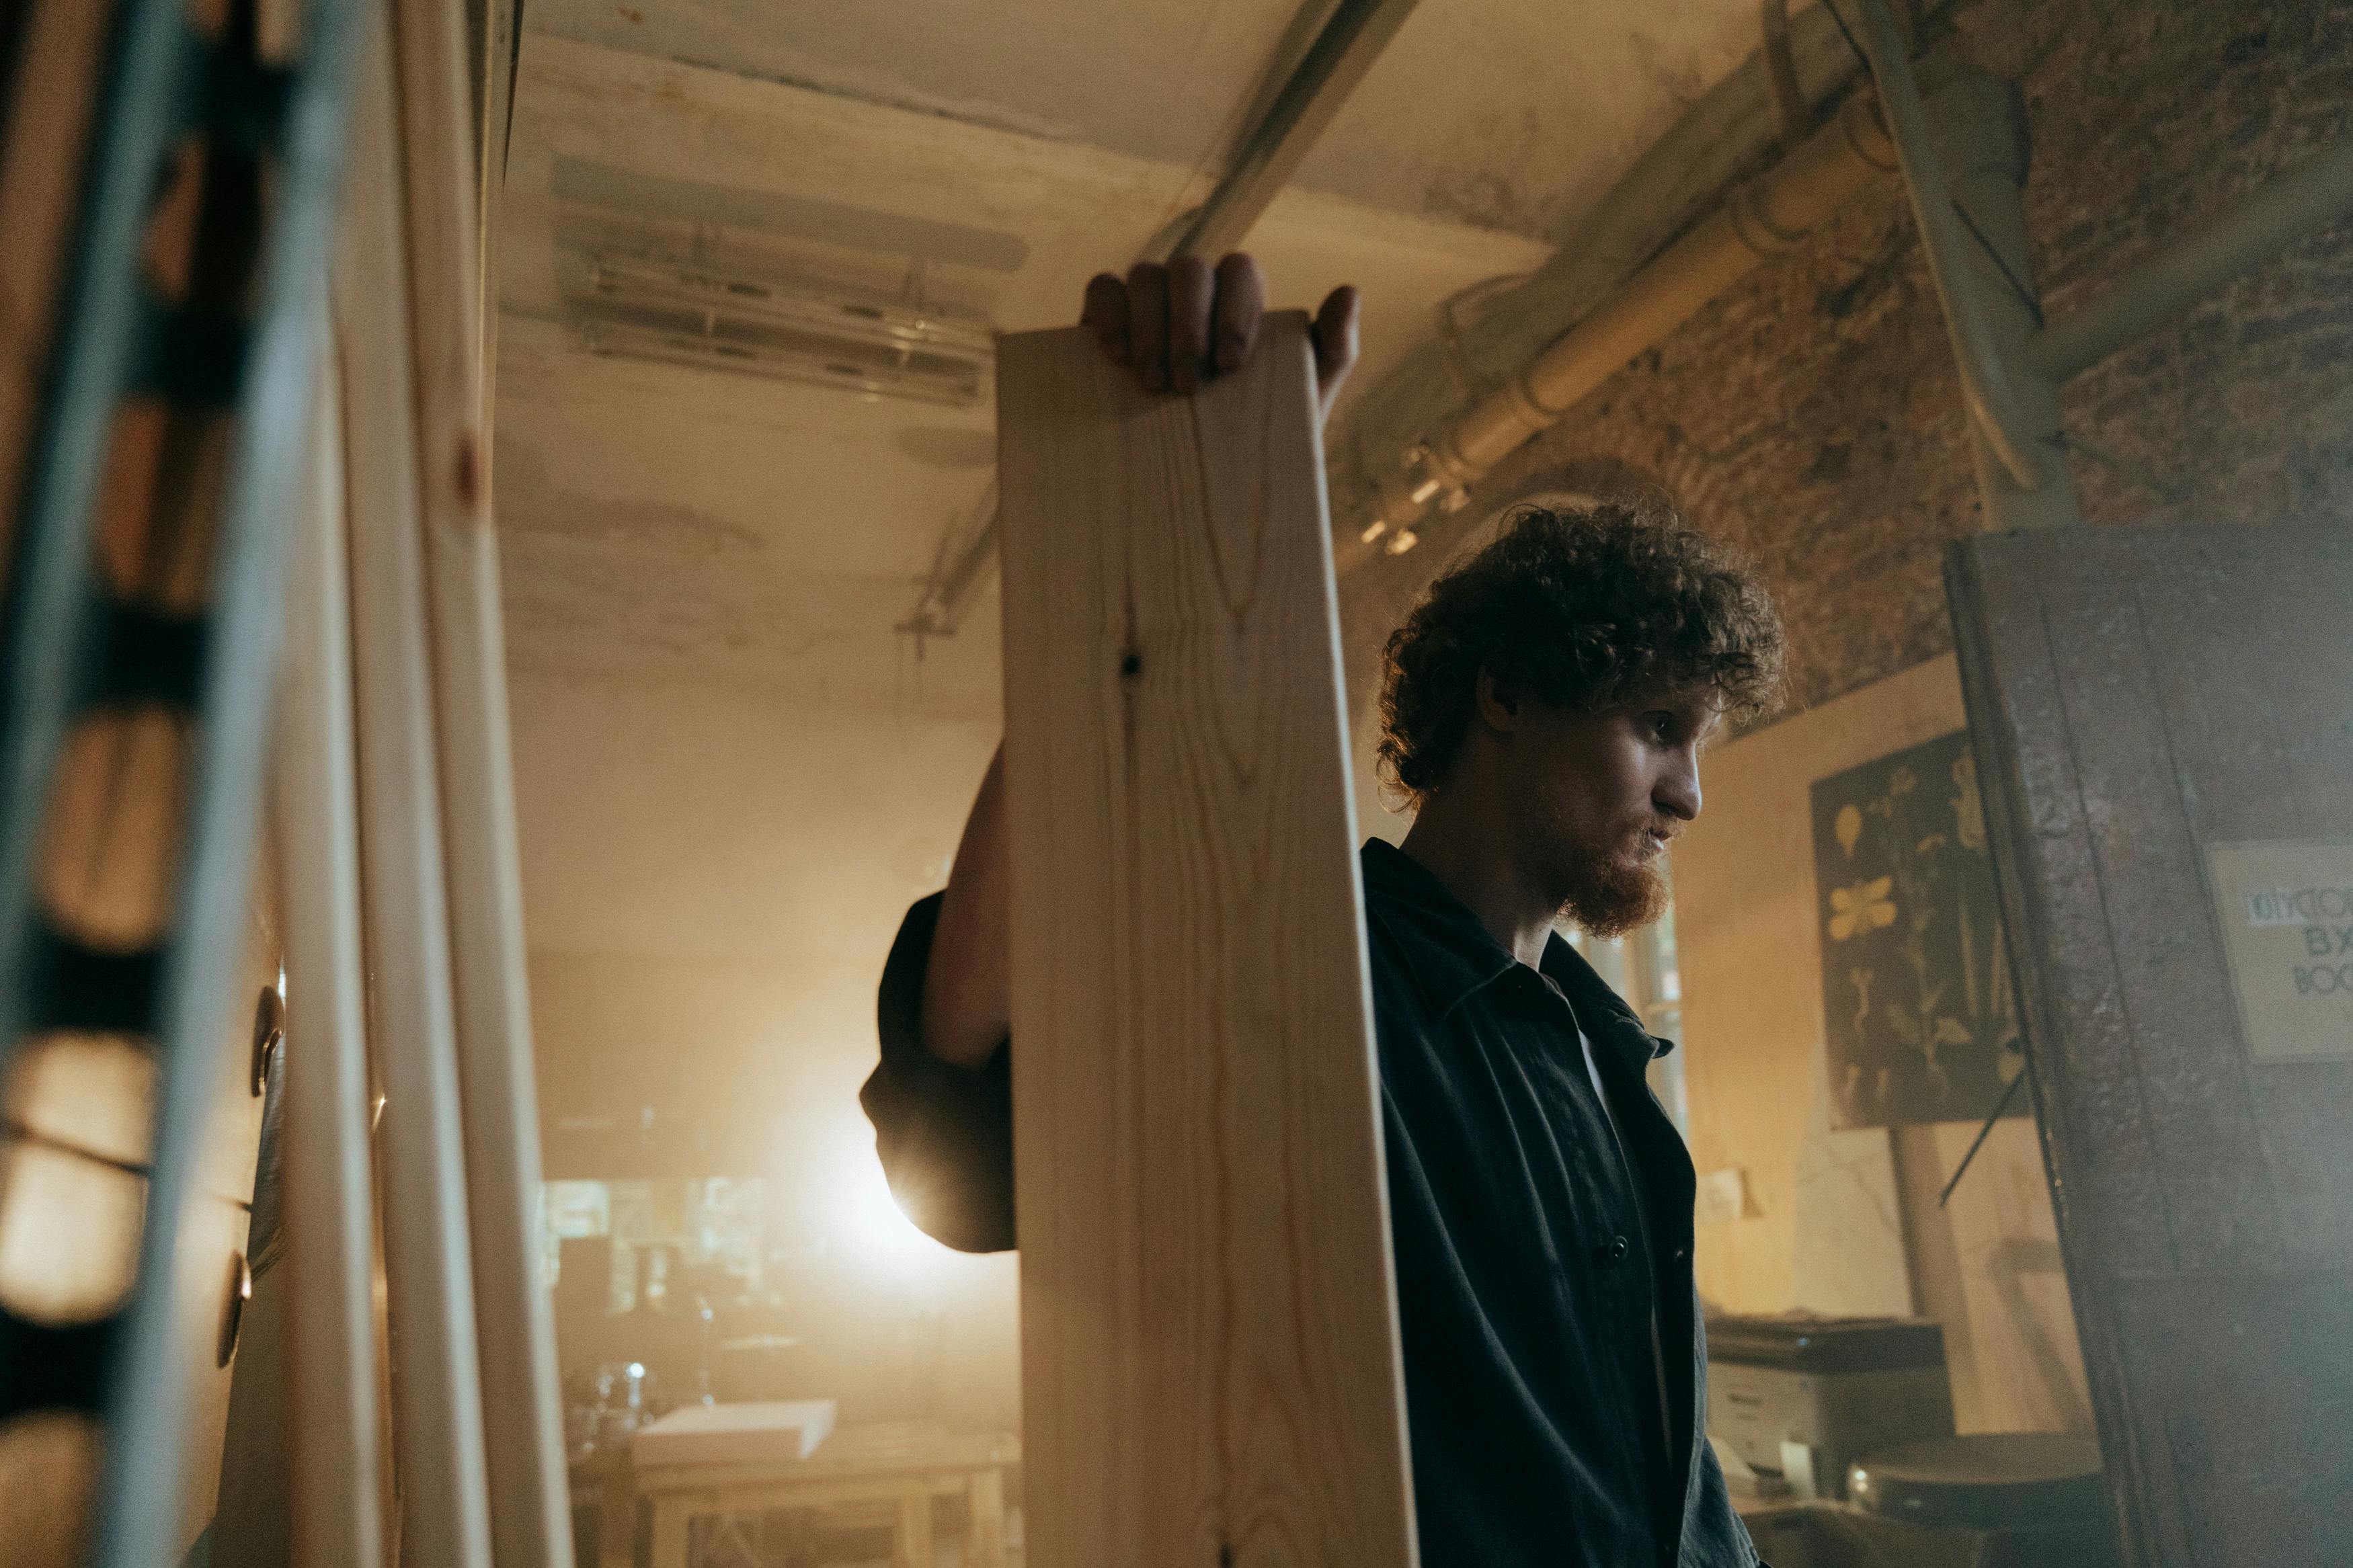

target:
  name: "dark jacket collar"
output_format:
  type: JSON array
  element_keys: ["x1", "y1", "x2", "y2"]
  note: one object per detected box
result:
[{"x1": 1359, "y1": 838, "x2": 1671, "y2": 1074}]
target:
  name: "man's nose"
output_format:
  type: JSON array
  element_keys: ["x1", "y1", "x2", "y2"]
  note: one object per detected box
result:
[{"x1": 1656, "y1": 746, "x2": 1702, "y2": 822}]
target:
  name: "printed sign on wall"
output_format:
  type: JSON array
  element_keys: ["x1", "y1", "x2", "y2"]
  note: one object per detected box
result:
[
  {"x1": 2205, "y1": 841, "x2": 2353, "y2": 1061},
  {"x1": 1810, "y1": 729, "x2": 2025, "y2": 1130}
]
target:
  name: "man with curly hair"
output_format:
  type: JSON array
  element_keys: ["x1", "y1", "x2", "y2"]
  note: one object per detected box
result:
[{"x1": 861, "y1": 256, "x2": 1786, "y2": 1567}]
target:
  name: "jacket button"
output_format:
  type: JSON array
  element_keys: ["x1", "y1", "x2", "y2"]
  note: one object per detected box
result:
[{"x1": 1603, "y1": 1235, "x2": 1631, "y2": 1264}]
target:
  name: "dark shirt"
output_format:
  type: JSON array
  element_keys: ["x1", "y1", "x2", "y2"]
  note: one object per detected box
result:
[{"x1": 860, "y1": 838, "x2": 1759, "y2": 1568}]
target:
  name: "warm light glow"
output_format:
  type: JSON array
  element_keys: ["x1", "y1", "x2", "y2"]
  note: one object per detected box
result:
[{"x1": 836, "y1": 1146, "x2": 954, "y2": 1274}]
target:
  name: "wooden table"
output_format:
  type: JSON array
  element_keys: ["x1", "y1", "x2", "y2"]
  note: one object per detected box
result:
[
  {"x1": 631, "y1": 1425, "x2": 1019, "y2": 1568},
  {"x1": 633, "y1": 1400, "x2": 837, "y2": 1469}
]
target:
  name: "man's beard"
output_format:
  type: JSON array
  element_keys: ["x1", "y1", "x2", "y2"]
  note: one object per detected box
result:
[{"x1": 1556, "y1": 835, "x2": 1671, "y2": 940}]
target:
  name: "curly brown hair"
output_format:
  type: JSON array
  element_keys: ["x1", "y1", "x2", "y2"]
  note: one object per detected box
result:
[{"x1": 1377, "y1": 503, "x2": 1784, "y2": 804}]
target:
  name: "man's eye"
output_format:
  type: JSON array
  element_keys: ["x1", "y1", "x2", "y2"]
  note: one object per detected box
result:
[{"x1": 1647, "y1": 713, "x2": 1675, "y2": 742}]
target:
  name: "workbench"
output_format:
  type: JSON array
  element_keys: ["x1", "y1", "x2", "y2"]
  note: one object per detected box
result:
[{"x1": 621, "y1": 1421, "x2": 1018, "y2": 1568}]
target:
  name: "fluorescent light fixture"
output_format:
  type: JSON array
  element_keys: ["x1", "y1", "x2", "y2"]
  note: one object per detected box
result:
[{"x1": 565, "y1": 248, "x2": 994, "y2": 408}]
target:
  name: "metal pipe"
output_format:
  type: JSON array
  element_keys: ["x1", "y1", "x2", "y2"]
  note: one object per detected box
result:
[
  {"x1": 1347, "y1": 88, "x2": 1895, "y2": 559},
  {"x1": 1851, "y1": 0, "x2": 2050, "y2": 491},
  {"x1": 905, "y1": 0, "x2": 1423, "y2": 636},
  {"x1": 2029, "y1": 134, "x2": 2353, "y2": 382},
  {"x1": 1167, "y1": 0, "x2": 1423, "y2": 260},
  {"x1": 1761, "y1": 0, "x2": 1810, "y2": 146},
  {"x1": 1855, "y1": 2, "x2": 2087, "y2": 529},
  {"x1": 1439, "y1": 93, "x2": 1891, "y2": 479}
]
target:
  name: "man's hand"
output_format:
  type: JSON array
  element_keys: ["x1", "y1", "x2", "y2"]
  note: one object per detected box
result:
[
  {"x1": 1079, "y1": 253, "x2": 1359, "y2": 425},
  {"x1": 920, "y1": 257, "x2": 1355, "y2": 1071}
]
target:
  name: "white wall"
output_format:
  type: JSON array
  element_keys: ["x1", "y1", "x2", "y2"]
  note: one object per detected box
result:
[{"x1": 1671, "y1": 655, "x2": 2092, "y2": 1433}]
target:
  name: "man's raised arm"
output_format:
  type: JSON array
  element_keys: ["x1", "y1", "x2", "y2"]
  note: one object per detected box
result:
[{"x1": 861, "y1": 255, "x2": 1360, "y2": 1251}]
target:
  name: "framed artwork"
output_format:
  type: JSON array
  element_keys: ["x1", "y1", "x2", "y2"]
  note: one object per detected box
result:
[{"x1": 1810, "y1": 729, "x2": 2025, "y2": 1129}]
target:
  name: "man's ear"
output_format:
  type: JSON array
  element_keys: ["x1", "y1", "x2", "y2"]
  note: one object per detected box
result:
[{"x1": 1475, "y1": 668, "x2": 1521, "y2": 733}]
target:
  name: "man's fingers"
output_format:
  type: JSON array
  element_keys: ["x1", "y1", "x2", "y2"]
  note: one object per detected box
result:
[
  {"x1": 1212, "y1": 253, "x2": 1265, "y2": 374},
  {"x1": 1080, "y1": 272, "x2": 1129, "y2": 366},
  {"x1": 1312, "y1": 284, "x2": 1361, "y2": 415},
  {"x1": 1166, "y1": 255, "x2": 1214, "y2": 393},
  {"x1": 1312, "y1": 285, "x2": 1361, "y2": 382},
  {"x1": 1125, "y1": 263, "x2": 1170, "y2": 393},
  {"x1": 1098, "y1": 253, "x2": 1352, "y2": 406}
]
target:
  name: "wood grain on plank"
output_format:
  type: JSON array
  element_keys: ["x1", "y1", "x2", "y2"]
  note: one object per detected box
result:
[
  {"x1": 385, "y1": 0, "x2": 575, "y2": 1559},
  {"x1": 996, "y1": 316, "x2": 1417, "y2": 1568},
  {"x1": 333, "y1": 21, "x2": 495, "y2": 1568}
]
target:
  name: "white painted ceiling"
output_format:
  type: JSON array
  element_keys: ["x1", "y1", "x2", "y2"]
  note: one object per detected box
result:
[
  {"x1": 496, "y1": 1, "x2": 1782, "y2": 974},
  {"x1": 526, "y1": 0, "x2": 1770, "y2": 240},
  {"x1": 494, "y1": 28, "x2": 1559, "y2": 706}
]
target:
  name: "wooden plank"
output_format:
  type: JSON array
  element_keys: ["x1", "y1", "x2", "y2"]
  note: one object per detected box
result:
[
  {"x1": 472, "y1": 0, "x2": 515, "y2": 417},
  {"x1": 333, "y1": 19, "x2": 495, "y2": 1568},
  {"x1": 276, "y1": 339, "x2": 387, "y2": 1568},
  {"x1": 996, "y1": 316, "x2": 1417, "y2": 1568},
  {"x1": 384, "y1": 0, "x2": 574, "y2": 1561}
]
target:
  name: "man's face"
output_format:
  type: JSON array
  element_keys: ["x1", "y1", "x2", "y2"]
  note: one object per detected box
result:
[{"x1": 1499, "y1": 685, "x2": 1718, "y2": 937}]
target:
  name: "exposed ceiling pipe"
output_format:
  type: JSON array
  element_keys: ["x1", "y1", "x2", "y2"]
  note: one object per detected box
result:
[
  {"x1": 1161, "y1": 0, "x2": 1423, "y2": 261},
  {"x1": 2027, "y1": 130, "x2": 2353, "y2": 383},
  {"x1": 1852, "y1": 0, "x2": 2052, "y2": 493},
  {"x1": 1327, "y1": 0, "x2": 1866, "y2": 546},
  {"x1": 1760, "y1": 0, "x2": 1812, "y2": 147},
  {"x1": 1341, "y1": 86, "x2": 1897, "y2": 573},
  {"x1": 902, "y1": 0, "x2": 1423, "y2": 640}
]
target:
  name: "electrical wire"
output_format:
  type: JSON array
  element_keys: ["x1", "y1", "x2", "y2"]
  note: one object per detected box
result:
[{"x1": 1948, "y1": 195, "x2": 2046, "y2": 323}]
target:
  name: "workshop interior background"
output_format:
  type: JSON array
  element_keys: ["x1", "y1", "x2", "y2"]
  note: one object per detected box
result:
[
  {"x1": 513, "y1": 0, "x2": 2348, "y2": 1463},
  {"x1": 2, "y1": 0, "x2": 2350, "y2": 1562},
  {"x1": 506, "y1": 0, "x2": 2353, "y2": 1444}
]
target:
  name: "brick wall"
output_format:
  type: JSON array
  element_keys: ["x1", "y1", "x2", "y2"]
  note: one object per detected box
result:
[{"x1": 1343, "y1": 0, "x2": 2353, "y2": 719}]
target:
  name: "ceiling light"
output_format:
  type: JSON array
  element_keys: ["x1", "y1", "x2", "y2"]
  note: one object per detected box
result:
[{"x1": 563, "y1": 248, "x2": 994, "y2": 408}]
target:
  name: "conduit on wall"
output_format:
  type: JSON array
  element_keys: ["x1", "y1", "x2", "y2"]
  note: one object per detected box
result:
[{"x1": 1342, "y1": 87, "x2": 1897, "y2": 569}]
